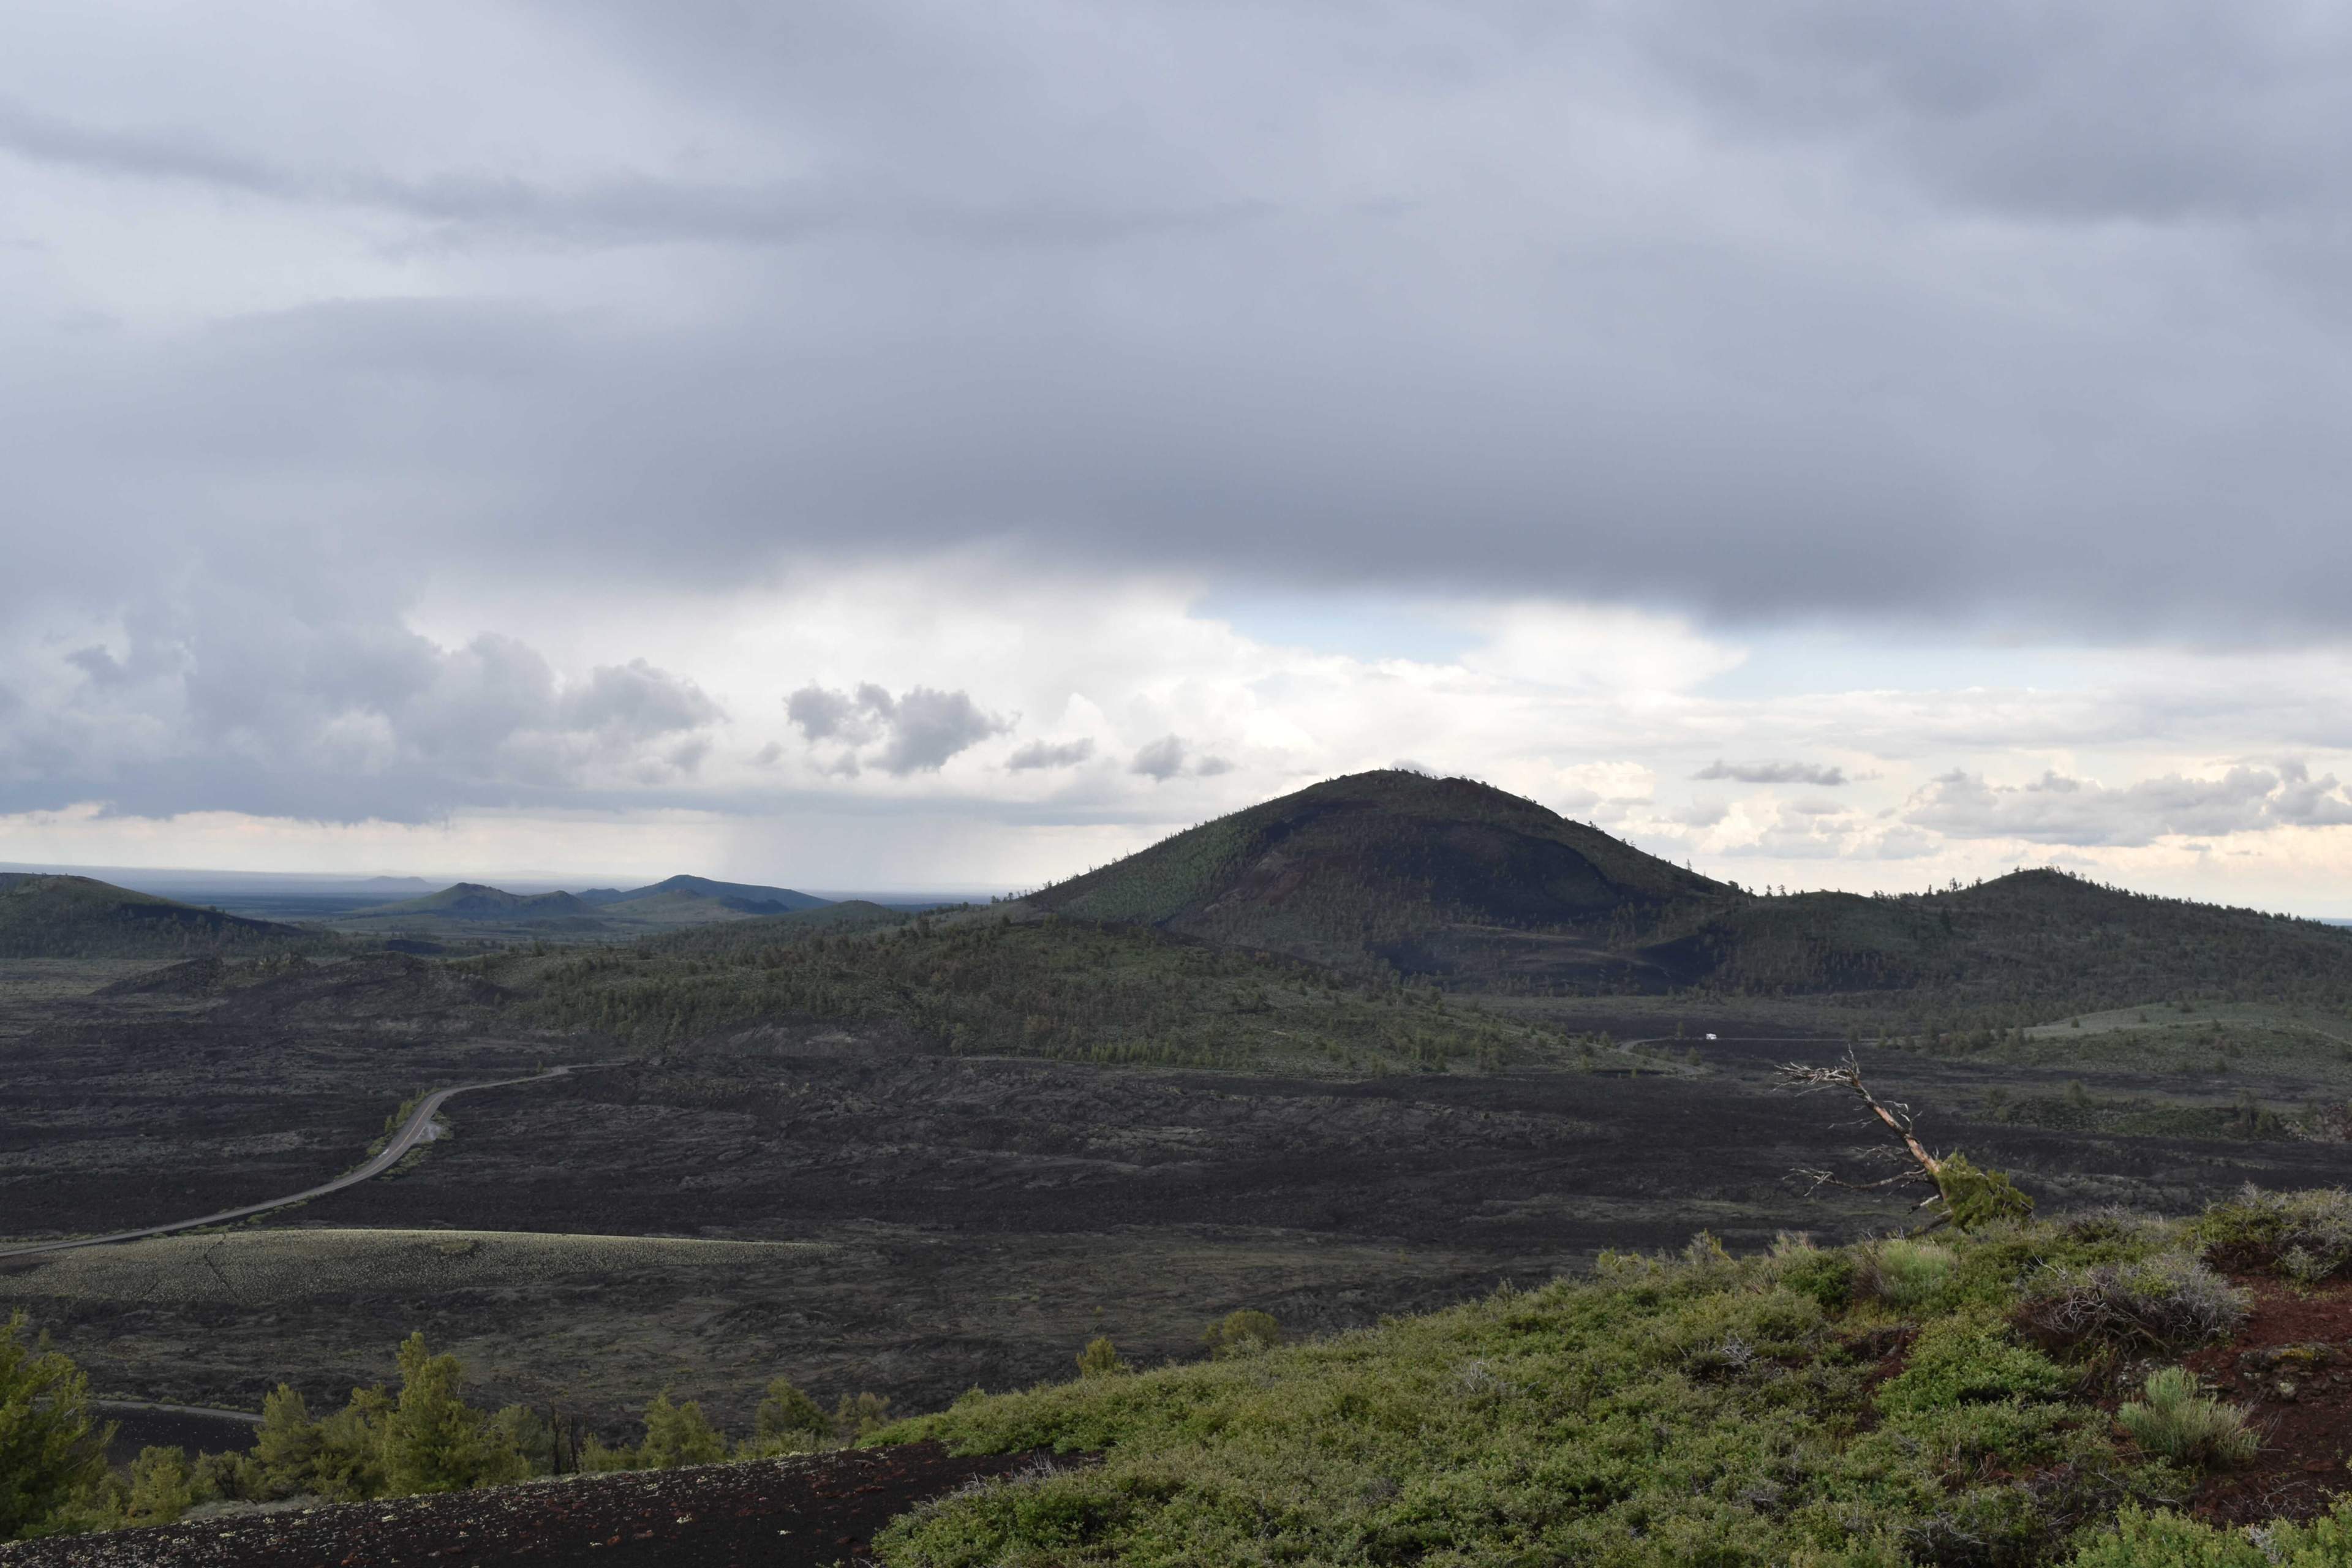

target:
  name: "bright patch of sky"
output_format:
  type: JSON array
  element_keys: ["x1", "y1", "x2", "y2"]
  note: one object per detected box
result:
[{"x1": 1190, "y1": 591, "x2": 1482, "y2": 668}]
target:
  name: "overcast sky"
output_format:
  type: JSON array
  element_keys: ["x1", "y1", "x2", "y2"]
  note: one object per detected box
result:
[{"x1": 9, "y1": 1, "x2": 2352, "y2": 906}]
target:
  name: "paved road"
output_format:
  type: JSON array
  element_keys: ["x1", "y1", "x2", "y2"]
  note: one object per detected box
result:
[
  {"x1": 1618, "y1": 1034, "x2": 1845, "y2": 1071},
  {"x1": 0, "y1": 1063, "x2": 616, "y2": 1261},
  {"x1": 94, "y1": 1398, "x2": 263, "y2": 1426}
]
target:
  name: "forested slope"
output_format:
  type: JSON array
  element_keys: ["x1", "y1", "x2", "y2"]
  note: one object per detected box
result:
[
  {"x1": 1029, "y1": 770, "x2": 1728, "y2": 985},
  {"x1": 507, "y1": 908, "x2": 1545, "y2": 1072},
  {"x1": 1653, "y1": 870, "x2": 2352, "y2": 1016},
  {"x1": 0, "y1": 873, "x2": 301, "y2": 959}
]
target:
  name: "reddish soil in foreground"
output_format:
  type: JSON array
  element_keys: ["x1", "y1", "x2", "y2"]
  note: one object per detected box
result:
[
  {"x1": 0, "y1": 1443, "x2": 1072, "y2": 1568},
  {"x1": 2181, "y1": 1276, "x2": 2352, "y2": 1526}
]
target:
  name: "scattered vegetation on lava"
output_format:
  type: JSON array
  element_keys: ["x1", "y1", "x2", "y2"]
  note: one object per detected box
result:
[
  {"x1": 880, "y1": 1190, "x2": 2352, "y2": 1567},
  {"x1": 18, "y1": 1189, "x2": 2352, "y2": 1559},
  {"x1": 507, "y1": 912, "x2": 1549, "y2": 1073}
]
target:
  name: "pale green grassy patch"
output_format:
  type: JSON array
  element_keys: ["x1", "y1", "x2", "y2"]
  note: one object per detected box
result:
[{"x1": 4, "y1": 1228, "x2": 826, "y2": 1306}]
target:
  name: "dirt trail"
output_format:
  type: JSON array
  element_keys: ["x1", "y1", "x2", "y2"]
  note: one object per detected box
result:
[{"x1": 0, "y1": 1063, "x2": 620, "y2": 1261}]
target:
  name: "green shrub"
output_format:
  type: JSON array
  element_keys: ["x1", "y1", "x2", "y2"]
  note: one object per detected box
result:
[
  {"x1": 833, "y1": 1392, "x2": 892, "y2": 1442},
  {"x1": 578, "y1": 1436, "x2": 638, "y2": 1472},
  {"x1": 2195, "y1": 1185, "x2": 2352, "y2": 1281},
  {"x1": 750, "y1": 1376, "x2": 832, "y2": 1452},
  {"x1": 1202, "y1": 1311, "x2": 1282, "y2": 1359},
  {"x1": 2064, "y1": 1497, "x2": 2352, "y2": 1564},
  {"x1": 2052, "y1": 1205, "x2": 2170, "y2": 1246},
  {"x1": 876, "y1": 1230, "x2": 2165, "y2": 1567},
  {"x1": 1769, "y1": 1235, "x2": 1855, "y2": 1311},
  {"x1": 1935, "y1": 1152, "x2": 2035, "y2": 1229},
  {"x1": 1076, "y1": 1336, "x2": 1131, "y2": 1378},
  {"x1": 123, "y1": 1446, "x2": 198, "y2": 1526},
  {"x1": 2018, "y1": 1253, "x2": 2248, "y2": 1354},
  {"x1": 1859, "y1": 1240, "x2": 1956, "y2": 1309},
  {"x1": 187, "y1": 1450, "x2": 257, "y2": 1504},
  {"x1": 1874, "y1": 1321, "x2": 2070, "y2": 1415},
  {"x1": 2116, "y1": 1368, "x2": 2259, "y2": 1469}
]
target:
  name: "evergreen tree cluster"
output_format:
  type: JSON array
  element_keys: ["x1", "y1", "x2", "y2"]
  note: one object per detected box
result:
[{"x1": 511, "y1": 913, "x2": 1532, "y2": 1071}]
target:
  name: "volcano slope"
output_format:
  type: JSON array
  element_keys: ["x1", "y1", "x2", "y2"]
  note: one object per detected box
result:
[
  {"x1": 1024, "y1": 770, "x2": 2352, "y2": 1022},
  {"x1": 1027, "y1": 769, "x2": 1728, "y2": 989},
  {"x1": 0, "y1": 873, "x2": 307, "y2": 960}
]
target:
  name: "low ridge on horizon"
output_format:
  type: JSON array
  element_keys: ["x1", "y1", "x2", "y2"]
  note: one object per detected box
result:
[{"x1": 7, "y1": 771, "x2": 2351, "y2": 1012}]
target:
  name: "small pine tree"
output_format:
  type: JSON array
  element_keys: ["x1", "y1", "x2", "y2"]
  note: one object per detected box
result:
[
  {"x1": 188, "y1": 1450, "x2": 257, "y2": 1505},
  {"x1": 832, "y1": 1392, "x2": 892, "y2": 1441},
  {"x1": 0, "y1": 1311, "x2": 110, "y2": 1539},
  {"x1": 124, "y1": 1446, "x2": 197, "y2": 1526},
  {"x1": 752, "y1": 1377, "x2": 831, "y2": 1450},
  {"x1": 578, "y1": 1435, "x2": 639, "y2": 1472},
  {"x1": 311, "y1": 1387, "x2": 393, "y2": 1501},
  {"x1": 1202, "y1": 1310, "x2": 1283, "y2": 1359},
  {"x1": 1076, "y1": 1336, "x2": 1131, "y2": 1378},
  {"x1": 638, "y1": 1393, "x2": 727, "y2": 1469},
  {"x1": 253, "y1": 1384, "x2": 322, "y2": 1497},
  {"x1": 379, "y1": 1333, "x2": 525, "y2": 1496},
  {"x1": 488, "y1": 1406, "x2": 556, "y2": 1475}
]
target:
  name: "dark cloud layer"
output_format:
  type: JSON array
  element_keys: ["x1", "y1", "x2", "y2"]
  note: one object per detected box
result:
[
  {"x1": 7, "y1": 1, "x2": 2352, "y2": 639},
  {"x1": 10, "y1": 2, "x2": 2352, "y2": 829}
]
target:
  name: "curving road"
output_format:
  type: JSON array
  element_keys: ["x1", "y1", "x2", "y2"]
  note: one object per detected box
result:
[{"x1": 0, "y1": 1063, "x2": 619, "y2": 1261}]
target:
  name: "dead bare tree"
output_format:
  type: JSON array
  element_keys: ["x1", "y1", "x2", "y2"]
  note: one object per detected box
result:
[{"x1": 1777, "y1": 1048, "x2": 2031, "y2": 1234}]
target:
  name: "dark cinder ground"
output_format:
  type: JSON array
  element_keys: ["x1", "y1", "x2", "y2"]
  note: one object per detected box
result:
[{"x1": 5, "y1": 960, "x2": 2345, "y2": 1442}]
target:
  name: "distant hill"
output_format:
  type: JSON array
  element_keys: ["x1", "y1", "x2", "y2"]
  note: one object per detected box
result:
[
  {"x1": 0, "y1": 873, "x2": 302, "y2": 959},
  {"x1": 578, "y1": 874, "x2": 828, "y2": 916},
  {"x1": 1022, "y1": 771, "x2": 2352, "y2": 1011},
  {"x1": 633, "y1": 899, "x2": 919, "y2": 954},
  {"x1": 1646, "y1": 869, "x2": 2352, "y2": 1016},
  {"x1": 334, "y1": 875, "x2": 831, "y2": 935},
  {"x1": 1028, "y1": 769, "x2": 1726, "y2": 984},
  {"x1": 347, "y1": 883, "x2": 602, "y2": 924}
]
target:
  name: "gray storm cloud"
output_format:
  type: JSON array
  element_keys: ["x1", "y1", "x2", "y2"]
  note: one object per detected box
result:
[
  {"x1": 1127, "y1": 736, "x2": 1232, "y2": 782},
  {"x1": 1694, "y1": 761, "x2": 1850, "y2": 786},
  {"x1": 785, "y1": 684, "x2": 1012, "y2": 777},
  {"x1": 11, "y1": 1, "x2": 2352, "y2": 832},
  {"x1": 1129, "y1": 737, "x2": 1188, "y2": 782},
  {"x1": 1007, "y1": 738, "x2": 1096, "y2": 771},
  {"x1": 8, "y1": 1, "x2": 2352, "y2": 636}
]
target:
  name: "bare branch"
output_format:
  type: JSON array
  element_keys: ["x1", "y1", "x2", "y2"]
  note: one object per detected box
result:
[
  {"x1": 1789, "y1": 1165, "x2": 1927, "y2": 1195},
  {"x1": 1776, "y1": 1047, "x2": 1944, "y2": 1184},
  {"x1": 1784, "y1": 1049, "x2": 2035, "y2": 1234}
]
